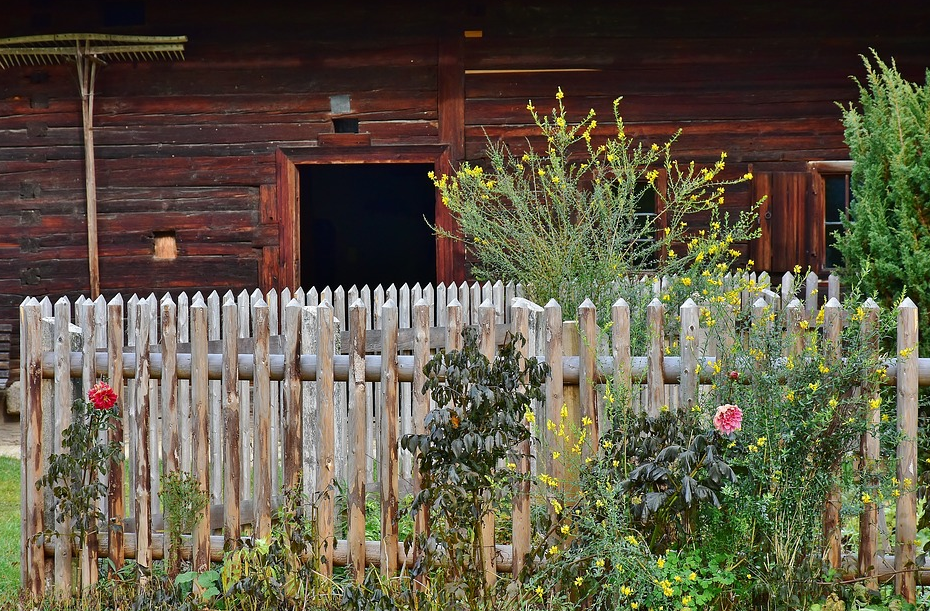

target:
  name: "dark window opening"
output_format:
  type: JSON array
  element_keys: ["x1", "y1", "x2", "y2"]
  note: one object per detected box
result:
[
  {"x1": 299, "y1": 163, "x2": 436, "y2": 289},
  {"x1": 103, "y1": 1, "x2": 146, "y2": 27},
  {"x1": 824, "y1": 174, "x2": 852, "y2": 269},
  {"x1": 633, "y1": 183, "x2": 658, "y2": 270},
  {"x1": 333, "y1": 118, "x2": 359, "y2": 134}
]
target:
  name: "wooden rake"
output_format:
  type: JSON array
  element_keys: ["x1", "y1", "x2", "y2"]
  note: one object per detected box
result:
[{"x1": 0, "y1": 34, "x2": 187, "y2": 298}]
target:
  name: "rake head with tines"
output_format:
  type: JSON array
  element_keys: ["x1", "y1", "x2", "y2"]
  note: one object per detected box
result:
[{"x1": 0, "y1": 33, "x2": 187, "y2": 69}]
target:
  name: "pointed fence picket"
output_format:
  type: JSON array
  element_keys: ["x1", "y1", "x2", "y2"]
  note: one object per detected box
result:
[{"x1": 23, "y1": 273, "x2": 926, "y2": 602}]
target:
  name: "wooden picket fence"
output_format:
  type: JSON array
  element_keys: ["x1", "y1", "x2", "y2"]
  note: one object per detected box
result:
[{"x1": 17, "y1": 273, "x2": 927, "y2": 602}]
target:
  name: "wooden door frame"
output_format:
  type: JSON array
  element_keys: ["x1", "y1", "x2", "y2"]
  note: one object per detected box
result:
[{"x1": 273, "y1": 144, "x2": 458, "y2": 292}]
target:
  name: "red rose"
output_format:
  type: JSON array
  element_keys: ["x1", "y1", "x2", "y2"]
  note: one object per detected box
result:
[
  {"x1": 728, "y1": 370, "x2": 739, "y2": 381},
  {"x1": 88, "y1": 381, "x2": 117, "y2": 410}
]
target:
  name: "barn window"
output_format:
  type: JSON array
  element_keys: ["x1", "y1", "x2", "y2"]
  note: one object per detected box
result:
[{"x1": 809, "y1": 161, "x2": 853, "y2": 271}]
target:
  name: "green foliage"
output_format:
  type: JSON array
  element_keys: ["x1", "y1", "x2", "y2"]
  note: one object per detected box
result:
[
  {"x1": 37, "y1": 394, "x2": 122, "y2": 552},
  {"x1": 613, "y1": 412, "x2": 737, "y2": 553},
  {"x1": 220, "y1": 486, "x2": 328, "y2": 611},
  {"x1": 836, "y1": 50, "x2": 930, "y2": 351},
  {"x1": 400, "y1": 328, "x2": 548, "y2": 609},
  {"x1": 704, "y1": 298, "x2": 888, "y2": 609},
  {"x1": 159, "y1": 470, "x2": 208, "y2": 578},
  {"x1": 431, "y1": 89, "x2": 759, "y2": 317}
]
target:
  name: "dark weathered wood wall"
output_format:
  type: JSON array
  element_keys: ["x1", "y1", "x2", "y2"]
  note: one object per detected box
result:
[{"x1": 1, "y1": 0, "x2": 929, "y2": 384}]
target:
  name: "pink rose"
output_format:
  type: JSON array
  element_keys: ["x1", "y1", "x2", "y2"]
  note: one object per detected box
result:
[
  {"x1": 713, "y1": 404, "x2": 742, "y2": 435},
  {"x1": 88, "y1": 381, "x2": 118, "y2": 410}
]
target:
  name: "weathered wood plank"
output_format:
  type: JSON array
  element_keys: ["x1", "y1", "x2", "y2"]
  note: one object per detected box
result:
[
  {"x1": 646, "y1": 299, "x2": 665, "y2": 417},
  {"x1": 510, "y1": 300, "x2": 531, "y2": 579},
  {"x1": 252, "y1": 299, "x2": 272, "y2": 543},
  {"x1": 316, "y1": 301, "x2": 335, "y2": 577},
  {"x1": 133, "y1": 299, "x2": 153, "y2": 570},
  {"x1": 282, "y1": 299, "x2": 302, "y2": 491},
  {"x1": 190, "y1": 296, "x2": 210, "y2": 571},
  {"x1": 577, "y1": 299, "x2": 599, "y2": 450},
  {"x1": 347, "y1": 299, "x2": 367, "y2": 582},
  {"x1": 106, "y1": 295, "x2": 125, "y2": 571},
  {"x1": 859, "y1": 299, "x2": 881, "y2": 589},
  {"x1": 896, "y1": 298, "x2": 919, "y2": 602},
  {"x1": 21, "y1": 299, "x2": 45, "y2": 598},
  {"x1": 53, "y1": 297, "x2": 73, "y2": 596},
  {"x1": 380, "y1": 300, "x2": 399, "y2": 576},
  {"x1": 222, "y1": 294, "x2": 242, "y2": 551}
]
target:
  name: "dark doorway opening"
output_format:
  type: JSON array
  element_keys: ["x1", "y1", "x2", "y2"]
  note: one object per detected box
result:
[{"x1": 299, "y1": 163, "x2": 436, "y2": 289}]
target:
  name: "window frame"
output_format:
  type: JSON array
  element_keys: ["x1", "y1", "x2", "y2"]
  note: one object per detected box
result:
[{"x1": 808, "y1": 160, "x2": 853, "y2": 273}]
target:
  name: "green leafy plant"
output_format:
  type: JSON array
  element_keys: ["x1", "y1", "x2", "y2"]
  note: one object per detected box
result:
[
  {"x1": 37, "y1": 382, "x2": 123, "y2": 557},
  {"x1": 220, "y1": 485, "x2": 328, "y2": 611},
  {"x1": 159, "y1": 470, "x2": 208, "y2": 579},
  {"x1": 400, "y1": 329, "x2": 548, "y2": 610},
  {"x1": 836, "y1": 51, "x2": 930, "y2": 352},
  {"x1": 430, "y1": 88, "x2": 759, "y2": 318}
]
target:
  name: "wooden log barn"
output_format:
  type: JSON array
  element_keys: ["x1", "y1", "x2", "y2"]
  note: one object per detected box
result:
[{"x1": 1, "y1": 0, "x2": 929, "y2": 399}]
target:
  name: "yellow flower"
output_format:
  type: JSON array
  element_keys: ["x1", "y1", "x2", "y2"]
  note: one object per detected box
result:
[
  {"x1": 747, "y1": 259, "x2": 754, "y2": 268},
  {"x1": 689, "y1": 572, "x2": 697, "y2": 581},
  {"x1": 561, "y1": 524, "x2": 571, "y2": 535},
  {"x1": 552, "y1": 451, "x2": 561, "y2": 460},
  {"x1": 582, "y1": 416, "x2": 593, "y2": 427},
  {"x1": 574, "y1": 576, "x2": 583, "y2": 586},
  {"x1": 682, "y1": 595, "x2": 693, "y2": 605},
  {"x1": 551, "y1": 499, "x2": 563, "y2": 514},
  {"x1": 536, "y1": 586, "x2": 543, "y2": 597},
  {"x1": 657, "y1": 557, "x2": 665, "y2": 568},
  {"x1": 524, "y1": 410, "x2": 536, "y2": 423},
  {"x1": 862, "y1": 493, "x2": 872, "y2": 504},
  {"x1": 757, "y1": 437, "x2": 766, "y2": 447},
  {"x1": 556, "y1": 88, "x2": 564, "y2": 100},
  {"x1": 631, "y1": 604, "x2": 639, "y2": 610},
  {"x1": 681, "y1": 277, "x2": 692, "y2": 286},
  {"x1": 548, "y1": 545, "x2": 559, "y2": 556},
  {"x1": 626, "y1": 535, "x2": 638, "y2": 546},
  {"x1": 602, "y1": 439, "x2": 613, "y2": 450},
  {"x1": 793, "y1": 264, "x2": 802, "y2": 274},
  {"x1": 621, "y1": 585, "x2": 633, "y2": 596},
  {"x1": 595, "y1": 558, "x2": 605, "y2": 568},
  {"x1": 743, "y1": 172, "x2": 753, "y2": 180}
]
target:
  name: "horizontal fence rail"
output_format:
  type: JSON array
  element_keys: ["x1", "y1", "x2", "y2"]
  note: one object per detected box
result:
[{"x1": 18, "y1": 272, "x2": 929, "y2": 600}]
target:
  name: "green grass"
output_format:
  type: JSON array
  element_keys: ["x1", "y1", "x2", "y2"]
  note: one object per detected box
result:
[{"x1": 0, "y1": 458, "x2": 20, "y2": 600}]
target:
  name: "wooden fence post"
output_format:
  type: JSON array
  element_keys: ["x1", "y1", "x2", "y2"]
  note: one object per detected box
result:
[
  {"x1": 544, "y1": 299, "x2": 563, "y2": 485},
  {"x1": 133, "y1": 298, "x2": 153, "y2": 571},
  {"x1": 858, "y1": 298, "x2": 880, "y2": 589},
  {"x1": 895, "y1": 298, "x2": 918, "y2": 602},
  {"x1": 222, "y1": 293, "x2": 241, "y2": 551},
  {"x1": 412, "y1": 298, "x2": 431, "y2": 584},
  {"x1": 190, "y1": 295, "x2": 210, "y2": 571},
  {"x1": 611, "y1": 298, "x2": 631, "y2": 423},
  {"x1": 646, "y1": 298, "x2": 665, "y2": 417},
  {"x1": 511, "y1": 299, "x2": 532, "y2": 579},
  {"x1": 347, "y1": 299, "x2": 367, "y2": 582},
  {"x1": 478, "y1": 299, "x2": 497, "y2": 587},
  {"x1": 679, "y1": 299, "x2": 699, "y2": 412},
  {"x1": 106, "y1": 295, "x2": 125, "y2": 571},
  {"x1": 21, "y1": 298, "x2": 44, "y2": 599},
  {"x1": 380, "y1": 300, "x2": 399, "y2": 576},
  {"x1": 577, "y1": 299, "x2": 599, "y2": 451},
  {"x1": 282, "y1": 299, "x2": 302, "y2": 491},
  {"x1": 823, "y1": 297, "x2": 843, "y2": 571},
  {"x1": 316, "y1": 300, "x2": 335, "y2": 576}
]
